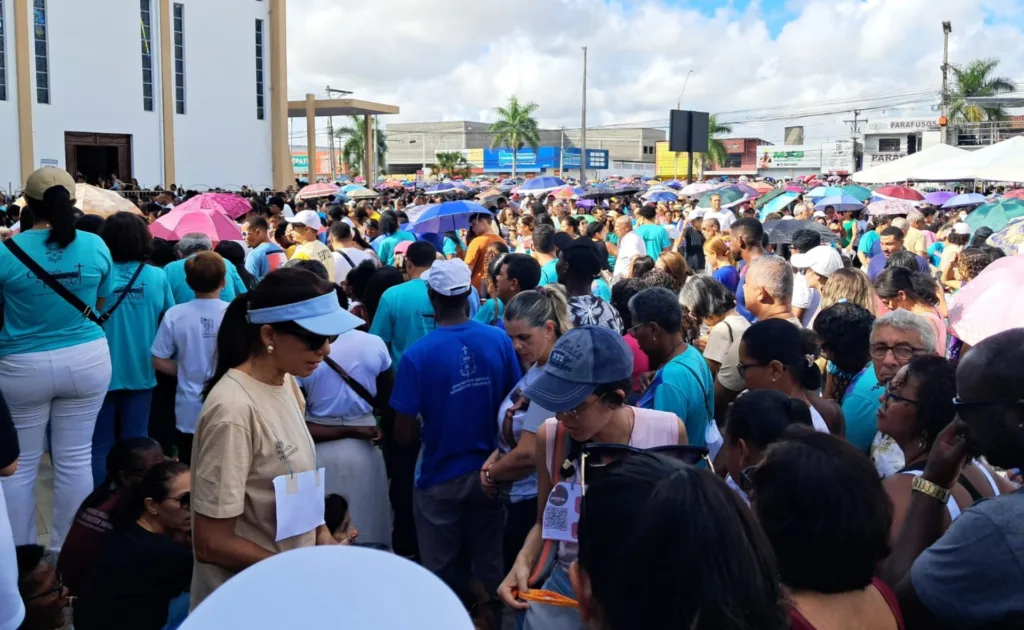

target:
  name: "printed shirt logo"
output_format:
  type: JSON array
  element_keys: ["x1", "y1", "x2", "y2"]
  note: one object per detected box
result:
[
  {"x1": 200, "y1": 316, "x2": 218, "y2": 338},
  {"x1": 459, "y1": 344, "x2": 477, "y2": 378}
]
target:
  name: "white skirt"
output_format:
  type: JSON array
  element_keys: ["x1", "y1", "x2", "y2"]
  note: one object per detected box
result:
[{"x1": 313, "y1": 417, "x2": 393, "y2": 549}]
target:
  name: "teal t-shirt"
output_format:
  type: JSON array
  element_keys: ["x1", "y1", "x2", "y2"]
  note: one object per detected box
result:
[
  {"x1": 538, "y1": 259, "x2": 559, "y2": 286},
  {"x1": 634, "y1": 223, "x2": 672, "y2": 259},
  {"x1": 103, "y1": 262, "x2": 175, "y2": 391},
  {"x1": 0, "y1": 230, "x2": 114, "y2": 356},
  {"x1": 858, "y1": 230, "x2": 880, "y2": 256},
  {"x1": 605, "y1": 233, "x2": 619, "y2": 269},
  {"x1": 369, "y1": 278, "x2": 434, "y2": 368},
  {"x1": 638, "y1": 345, "x2": 714, "y2": 448},
  {"x1": 443, "y1": 235, "x2": 465, "y2": 258},
  {"x1": 841, "y1": 364, "x2": 883, "y2": 454},
  {"x1": 164, "y1": 256, "x2": 247, "y2": 305},
  {"x1": 378, "y1": 231, "x2": 417, "y2": 266},
  {"x1": 592, "y1": 277, "x2": 611, "y2": 302},
  {"x1": 474, "y1": 298, "x2": 504, "y2": 325}
]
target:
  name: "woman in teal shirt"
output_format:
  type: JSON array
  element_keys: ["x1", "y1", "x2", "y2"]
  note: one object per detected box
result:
[
  {"x1": 0, "y1": 167, "x2": 114, "y2": 548},
  {"x1": 375, "y1": 210, "x2": 416, "y2": 267},
  {"x1": 93, "y1": 212, "x2": 175, "y2": 487}
]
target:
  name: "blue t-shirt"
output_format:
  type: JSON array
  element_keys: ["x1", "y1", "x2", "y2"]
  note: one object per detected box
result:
[
  {"x1": 377, "y1": 231, "x2": 417, "y2": 267},
  {"x1": 164, "y1": 256, "x2": 247, "y2": 305},
  {"x1": 538, "y1": 259, "x2": 559, "y2": 286},
  {"x1": 634, "y1": 224, "x2": 672, "y2": 260},
  {"x1": 841, "y1": 365, "x2": 882, "y2": 454},
  {"x1": 928, "y1": 242, "x2": 945, "y2": 268},
  {"x1": 592, "y1": 277, "x2": 612, "y2": 302},
  {"x1": 858, "y1": 231, "x2": 881, "y2": 258},
  {"x1": 867, "y1": 252, "x2": 929, "y2": 281},
  {"x1": 0, "y1": 230, "x2": 114, "y2": 356},
  {"x1": 244, "y1": 242, "x2": 287, "y2": 280},
  {"x1": 390, "y1": 321, "x2": 522, "y2": 489},
  {"x1": 735, "y1": 263, "x2": 755, "y2": 322},
  {"x1": 637, "y1": 345, "x2": 714, "y2": 448},
  {"x1": 713, "y1": 266, "x2": 740, "y2": 294},
  {"x1": 370, "y1": 278, "x2": 434, "y2": 368},
  {"x1": 104, "y1": 262, "x2": 175, "y2": 391},
  {"x1": 474, "y1": 298, "x2": 505, "y2": 326}
]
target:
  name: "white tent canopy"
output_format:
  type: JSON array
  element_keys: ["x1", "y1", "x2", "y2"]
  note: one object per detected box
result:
[
  {"x1": 906, "y1": 136, "x2": 1024, "y2": 183},
  {"x1": 850, "y1": 144, "x2": 969, "y2": 184}
]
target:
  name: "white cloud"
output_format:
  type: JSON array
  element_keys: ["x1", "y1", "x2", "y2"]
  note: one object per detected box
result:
[{"x1": 285, "y1": 0, "x2": 1024, "y2": 145}]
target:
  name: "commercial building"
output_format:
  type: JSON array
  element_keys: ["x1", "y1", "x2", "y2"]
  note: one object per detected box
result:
[
  {"x1": 862, "y1": 118, "x2": 942, "y2": 171},
  {"x1": 0, "y1": 0, "x2": 397, "y2": 195},
  {"x1": 703, "y1": 138, "x2": 770, "y2": 177},
  {"x1": 755, "y1": 141, "x2": 856, "y2": 178}
]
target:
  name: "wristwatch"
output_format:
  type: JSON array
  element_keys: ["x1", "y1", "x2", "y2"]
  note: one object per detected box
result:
[{"x1": 912, "y1": 475, "x2": 951, "y2": 504}]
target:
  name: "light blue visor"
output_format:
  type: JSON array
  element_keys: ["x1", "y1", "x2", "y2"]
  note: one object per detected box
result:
[{"x1": 246, "y1": 292, "x2": 364, "y2": 336}]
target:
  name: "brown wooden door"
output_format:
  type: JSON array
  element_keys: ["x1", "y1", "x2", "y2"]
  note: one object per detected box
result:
[{"x1": 64, "y1": 132, "x2": 133, "y2": 182}]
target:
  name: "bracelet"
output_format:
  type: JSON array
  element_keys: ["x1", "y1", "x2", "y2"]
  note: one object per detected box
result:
[{"x1": 912, "y1": 475, "x2": 951, "y2": 504}]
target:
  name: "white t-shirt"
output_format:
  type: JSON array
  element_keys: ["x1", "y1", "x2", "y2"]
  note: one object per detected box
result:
[
  {"x1": 297, "y1": 330, "x2": 391, "y2": 423},
  {"x1": 613, "y1": 231, "x2": 646, "y2": 279},
  {"x1": 332, "y1": 248, "x2": 376, "y2": 285},
  {"x1": 703, "y1": 314, "x2": 751, "y2": 392},
  {"x1": 0, "y1": 484, "x2": 24, "y2": 630},
  {"x1": 706, "y1": 209, "x2": 736, "y2": 232},
  {"x1": 809, "y1": 405, "x2": 830, "y2": 433},
  {"x1": 792, "y1": 273, "x2": 822, "y2": 327},
  {"x1": 151, "y1": 298, "x2": 228, "y2": 434}
]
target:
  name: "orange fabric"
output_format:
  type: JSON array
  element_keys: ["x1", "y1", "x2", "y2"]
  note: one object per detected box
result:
[
  {"x1": 516, "y1": 589, "x2": 579, "y2": 608},
  {"x1": 465, "y1": 233, "x2": 505, "y2": 289}
]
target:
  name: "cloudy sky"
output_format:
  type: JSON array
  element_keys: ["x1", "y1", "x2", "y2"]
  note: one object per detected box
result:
[{"x1": 285, "y1": 0, "x2": 1024, "y2": 146}]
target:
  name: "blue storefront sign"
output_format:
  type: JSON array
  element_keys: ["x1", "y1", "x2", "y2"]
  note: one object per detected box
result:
[{"x1": 483, "y1": 147, "x2": 609, "y2": 171}]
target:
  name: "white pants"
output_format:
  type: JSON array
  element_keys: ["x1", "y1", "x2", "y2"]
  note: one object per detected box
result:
[{"x1": 0, "y1": 339, "x2": 112, "y2": 548}]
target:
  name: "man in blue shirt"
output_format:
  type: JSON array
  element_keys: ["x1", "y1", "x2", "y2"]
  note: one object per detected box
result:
[
  {"x1": 163, "y1": 233, "x2": 247, "y2": 304},
  {"x1": 242, "y1": 215, "x2": 286, "y2": 281},
  {"x1": 729, "y1": 218, "x2": 766, "y2": 322},
  {"x1": 634, "y1": 205, "x2": 672, "y2": 259},
  {"x1": 390, "y1": 258, "x2": 521, "y2": 612},
  {"x1": 866, "y1": 226, "x2": 929, "y2": 281},
  {"x1": 474, "y1": 253, "x2": 541, "y2": 327}
]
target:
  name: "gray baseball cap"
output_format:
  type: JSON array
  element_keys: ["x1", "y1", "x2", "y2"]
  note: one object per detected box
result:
[{"x1": 522, "y1": 326, "x2": 634, "y2": 412}]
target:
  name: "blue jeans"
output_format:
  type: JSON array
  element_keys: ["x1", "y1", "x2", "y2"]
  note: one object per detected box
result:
[
  {"x1": 92, "y1": 389, "x2": 153, "y2": 487},
  {"x1": 523, "y1": 564, "x2": 579, "y2": 630}
]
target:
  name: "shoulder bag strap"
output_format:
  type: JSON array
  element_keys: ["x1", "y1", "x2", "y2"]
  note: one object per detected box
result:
[
  {"x1": 4, "y1": 239, "x2": 102, "y2": 325},
  {"x1": 338, "y1": 249, "x2": 355, "y2": 268},
  {"x1": 323, "y1": 355, "x2": 379, "y2": 410},
  {"x1": 97, "y1": 262, "x2": 146, "y2": 325},
  {"x1": 528, "y1": 421, "x2": 568, "y2": 589}
]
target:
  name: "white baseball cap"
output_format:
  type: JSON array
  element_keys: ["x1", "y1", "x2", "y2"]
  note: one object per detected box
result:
[
  {"x1": 422, "y1": 259, "x2": 472, "y2": 296},
  {"x1": 952, "y1": 222, "x2": 971, "y2": 235},
  {"x1": 689, "y1": 209, "x2": 706, "y2": 219},
  {"x1": 286, "y1": 209, "x2": 322, "y2": 231},
  {"x1": 791, "y1": 245, "x2": 844, "y2": 278}
]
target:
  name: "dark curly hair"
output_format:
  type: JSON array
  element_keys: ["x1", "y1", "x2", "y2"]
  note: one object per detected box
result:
[{"x1": 813, "y1": 303, "x2": 875, "y2": 402}]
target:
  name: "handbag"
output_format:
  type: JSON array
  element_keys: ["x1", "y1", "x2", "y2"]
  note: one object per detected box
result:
[
  {"x1": 4, "y1": 240, "x2": 145, "y2": 325},
  {"x1": 323, "y1": 355, "x2": 379, "y2": 410},
  {"x1": 528, "y1": 422, "x2": 571, "y2": 588}
]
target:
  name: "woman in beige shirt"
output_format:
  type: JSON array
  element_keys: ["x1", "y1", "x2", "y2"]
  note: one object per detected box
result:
[{"x1": 190, "y1": 267, "x2": 365, "y2": 608}]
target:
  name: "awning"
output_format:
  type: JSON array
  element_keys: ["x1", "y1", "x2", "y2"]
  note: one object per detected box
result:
[
  {"x1": 906, "y1": 136, "x2": 1024, "y2": 182},
  {"x1": 286, "y1": 98, "x2": 399, "y2": 118},
  {"x1": 850, "y1": 144, "x2": 969, "y2": 184}
]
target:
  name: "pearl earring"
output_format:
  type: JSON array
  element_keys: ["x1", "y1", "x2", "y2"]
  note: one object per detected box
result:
[{"x1": 267, "y1": 345, "x2": 275, "y2": 354}]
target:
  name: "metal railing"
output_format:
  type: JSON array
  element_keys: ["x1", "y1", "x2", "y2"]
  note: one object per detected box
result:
[{"x1": 950, "y1": 120, "x2": 1024, "y2": 147}]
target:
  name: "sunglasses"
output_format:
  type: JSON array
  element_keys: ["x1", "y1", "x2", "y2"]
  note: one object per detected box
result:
[
  {"x1": 290, "y1": 329, "x2": 339, "y2": 351},
  {"x1": 165, "y1": 491, "x2": 191, "y2": 510},
  {"x1": 578, "y1": 442, "x2": 712, "y2": 495}
]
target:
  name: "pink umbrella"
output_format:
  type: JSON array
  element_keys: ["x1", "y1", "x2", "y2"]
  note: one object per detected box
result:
[
  {"x1": 295, "y1": 182, "x2": 340, "y2": 201},
  {"x1": 948, "y1": 255, "x2": 1024, "y2": 346},
  {"x1": 784, "y1": 184, "x2": 805, "y2": 193},
  {"x1": 175, "y1": 193, "x2": 252, "y2": 219},
  {"x1": 1003, "y1": 189, "x2": 1024, "y2": 200},
  {"x1": 150, "y1": 206, "x2": 243, "y2": 242},
  {"x1": 875, "y1": 185, "x2": 924, "y2": 201},
  {"x1": 867, "y1": 199, "x2": 917, "y2": 216}
]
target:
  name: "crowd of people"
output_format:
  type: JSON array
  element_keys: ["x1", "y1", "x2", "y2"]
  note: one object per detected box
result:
[{"x1": 0, "y1": 165, "x2": 1021, "y2": 630}]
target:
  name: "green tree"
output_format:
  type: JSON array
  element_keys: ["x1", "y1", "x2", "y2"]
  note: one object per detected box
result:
[
  {"x1": 949, "y1": 58, "x2": 1016, "y2": 123},
  {"x1": 489, "y1": 96, "x2": 541, "y2": 178},
  {"x1": 433, "y1": 151, "x2": 470, "y2": 178},
  {"x1": 705, "y1": 114, "x2": 733, "y2": 170},
  {"x1": 333, "y1": 116, "x2": 388, "y2": 177}
]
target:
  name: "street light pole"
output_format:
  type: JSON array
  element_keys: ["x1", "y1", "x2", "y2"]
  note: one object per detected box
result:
[
  {"x1": 325, "y1": 87, "x2": 353, "y2": 177},
  {"x1": 940, "y1": 21, "x2": 952, "y2": 145},
  {"x1": 676, "y1": 69, "x2": 694, "y2": 110},
  {"x1": 580, "y1": 46, "x2": 588, "y2": 185}
]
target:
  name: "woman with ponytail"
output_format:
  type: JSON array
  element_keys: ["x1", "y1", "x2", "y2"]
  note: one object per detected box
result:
[
  {"x1": 0, "y1": 167, "x2": 115, "y2": 549},
  {"x1": 484, "y1": 285, "x2": 572, "y2": 573},
  {"x1": 873, "y1": 266, "x2": 946, "y2": 354},
  {"x1": 189, "y1": 267, "x2": 364, "y2": 607}
]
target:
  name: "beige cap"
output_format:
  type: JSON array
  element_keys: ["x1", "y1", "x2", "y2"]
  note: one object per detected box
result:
[{"x1": 24, "y1": 167, "x2": 76, "y2": 201}]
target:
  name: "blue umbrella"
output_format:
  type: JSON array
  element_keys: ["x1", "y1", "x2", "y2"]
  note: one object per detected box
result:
[
  {"x1": 409, "y1": 200, "x2": 492, "y2": 234},
  {"x1": 814, "y1": 194, "x2": 865, "y2": 213},
  {"x1": 942, "y1": 192, "x2": 987, "y2": 209},
  {"x1": 664, "y1": 180, "x2": 684, "y2": 190},
  {"x1": 807, "y1": 186, "x2": 844, "y2": 199},
  {"x1": 518, "y1": 176, "x2": 568, "y2": 194},
  {"x1": 758, "y1": 191, "x2": 799, "y2": 221},
  {"x1": 425, "y1": 182, "x2": 459, "y2": 195},
  {"x1": 340, "y1": 184, "x2": 367, "y2": 195},
  {"x1": 646, "y1": 191, "x2": 678, "y2": 203}
]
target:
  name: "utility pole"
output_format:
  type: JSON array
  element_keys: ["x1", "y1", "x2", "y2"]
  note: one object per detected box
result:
[
  {"x1": 559, "y1": 126, "x2": 565, "y2": 175},
  {"x1": 843, "y1": 110, "x2": 866, "y2": 171},
  {"x1": 580, "y1": 46, "x2": 588, "y2": 185},
  {"x1": 940, "y1": 21, "x2": 952, "y2": 145},
  {"x1": 326, "y1": 86, "x2": 335, "y2": 181}
]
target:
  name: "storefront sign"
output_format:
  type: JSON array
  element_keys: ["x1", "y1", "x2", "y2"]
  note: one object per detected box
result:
[
  {"x1": 756, "y1": 143, "x2": 854, "y2": 173},
  {"x1": 866, "y1": 119, "x2": 939, "y2": 133},
  {"x1": 868, "y1": 152, "x2": 908, "y2": 164}
]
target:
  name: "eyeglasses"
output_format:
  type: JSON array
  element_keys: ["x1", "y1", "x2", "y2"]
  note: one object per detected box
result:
[
  {"x1": 290, "y1": 329, "x2": 339, "y2": 351},
  {"x1": 739, "y1": 464, "x2": 760, "y2": 493},
  {"x1": 558, "y1": 396, "x2": 602, "y2": 422},
  {"x1": 869, "y1": 343, "x2": 925, "y2": 361},
  {"x1": 164, "y1": 491, "x2": 191, "y2": 510},
  {"x1": 882, "y1": 384, "x2": 919, "y2": 408},
  {"x1": 626, "y1": 321, "x2": 649, "y2": 336},
  {"x1": 579, "y1": 442, "x2": 712, "y2": 496},
  {"x1": 25, "y1": 570, "x2": 63, "y2": 601},
  {"x1": 952, "y1": 397, "x2": 1024, "y2": 410},
  {"x1": 736, "y1": 362, "x2": 764, "y2": 378}
]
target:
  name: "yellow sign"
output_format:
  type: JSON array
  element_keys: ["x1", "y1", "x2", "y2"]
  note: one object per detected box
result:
[{"x1": 655, "y1": 142, "x2": 705, "y2": 179}]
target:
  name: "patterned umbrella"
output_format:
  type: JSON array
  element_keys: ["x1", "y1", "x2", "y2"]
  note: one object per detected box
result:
[
  {"x1": 750, "y1": 181, "x2": 775, "y2": 193},
  {"x1": 150, "y1": 206, "x2": 243, "y2": 241},
  {"x1": 72, "y1": 184, "x2": 144, "y2": 218},
  {"x1": 296, "y1": 182, "x2": 340, "y2": 200},
  {"x1": 875, "y1": 185, "x2": 924, "y2": 202},
  {"x1": 173, "y1": 193, "x2": 252, "y2": 219},
  {"x1": 867, "y1": 199, "x2": 917, "y2": 216},
  {"x1": 552, "y1": 186, "x2": 576, "y2": 200},
  {"x1": 679, "y1": 182, "x2": 715, "y2": 197},
  {"x1": 988, "y1": 217, "x2": 1024, "y2": 256}
]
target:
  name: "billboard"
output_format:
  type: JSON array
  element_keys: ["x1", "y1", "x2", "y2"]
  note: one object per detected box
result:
[
  {"x1": 655, "y1": 141, "x2": 703, "y2": 179},
  {"x1": 481, "y1": 147, "x2": 609, "y2": 171},
  {"x1": 291, "y1": 151, "x2": 342, "y2": 175},
  {"x1": 756, "y1": 143, "x2": 854, "y2": 173}
]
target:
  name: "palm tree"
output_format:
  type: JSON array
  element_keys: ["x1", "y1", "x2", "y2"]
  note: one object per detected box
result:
[
  {"x1": 705, "y1": 114, "x2": 733, "y2": 170},
  {"x1": 333, "y1": 116, "x2": 388, "y2": 177},
  {"x1": 949, "y1": 58, "x2": 1016, "y2": 123},
  {"x1": 433, "y1": 151, "x2": 470, "y2": 178},
  {"x1": 489, "y1": 96, "x2": 541, "y2": 178}
]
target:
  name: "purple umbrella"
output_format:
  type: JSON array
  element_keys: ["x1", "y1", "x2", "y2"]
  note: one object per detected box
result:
[
  {"x1": 924, "y1": 191, "x2": 955, "y2": 206},
  {"x1": 575, "y1": 199, "x2": 596, "y2": 208}
]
